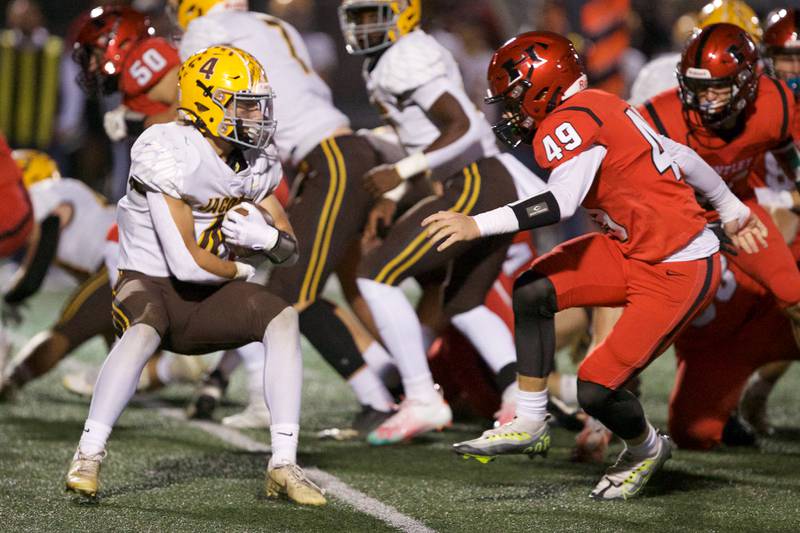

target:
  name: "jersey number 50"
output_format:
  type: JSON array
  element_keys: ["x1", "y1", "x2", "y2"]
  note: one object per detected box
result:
[{"x1": 129, "y1": 49, "x2": 169, "y2": 87}]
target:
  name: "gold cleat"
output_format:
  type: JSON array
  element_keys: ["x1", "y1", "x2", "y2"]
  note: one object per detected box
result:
[
  {"x1": 65, "y1": 450, "x2": 106, "y2": 497},
  {"x1": 265, "y1": 463, "x2": 327, "y2": 506}
]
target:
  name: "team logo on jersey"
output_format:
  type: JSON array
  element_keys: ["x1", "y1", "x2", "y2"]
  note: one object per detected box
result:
[{"x1": 198, "y1": 196, "x2": 242, "y2": 214}]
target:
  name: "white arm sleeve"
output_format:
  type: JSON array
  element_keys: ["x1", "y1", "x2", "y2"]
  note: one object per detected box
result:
[
  {"x1": 474, "y1": 146, "x2": 605, "y2": 236},
  {"x1": 146, "y1": 192, "x2": 230, "y2": 285},
  {"x1": 659, "y1": 134, "x2": 750, "y2": 224}
]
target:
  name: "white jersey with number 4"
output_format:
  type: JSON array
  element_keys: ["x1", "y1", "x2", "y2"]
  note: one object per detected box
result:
[
  {"x1": 364, "y1": 29, "x2": 498, "y2": 166},
  {"x1": 179, "y1": 10, "x2": 349, "y2": 167},
  {"x1": 28, "y1": 178, "x2": 116, "y2": 274},
  {"x1": 117, "y1": 122, "x2": 282, "y2": 278}
]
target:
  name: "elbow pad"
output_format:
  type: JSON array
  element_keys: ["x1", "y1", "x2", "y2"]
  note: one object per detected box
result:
[
  {"x1": 266, "y1": 231, "x2": 298, "y2": 266},
  {"x1": 4, "y1": 215, "x2": 61, "y2": 304},
  {"x1": 510, "y1": 191, "x2": 561, "y2": 231}
]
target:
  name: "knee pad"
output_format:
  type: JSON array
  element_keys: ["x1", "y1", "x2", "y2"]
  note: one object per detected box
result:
[{"x1": 512, "y1": 272, "x2": 557, "y2": 319}]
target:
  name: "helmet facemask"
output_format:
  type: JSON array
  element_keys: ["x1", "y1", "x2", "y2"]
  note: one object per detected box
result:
[
  {"x1": 767, "y1": 50, "x2": 800, "y2": 95},
  {"x1": 485, "y1": 82, "x2": 536, "y2": 148},
  {"x1": 340, "y1": 1, "x2": 399, "y2": 55},
  {"x1": 73, "y1": 43, "x2": 120, "y2": 96},
  {"x1": 678, "y1": 66, "x2": 756, "y2": 129},
  {"x1": 213, "y1": 84, "x2": 277, "y2": 151}
]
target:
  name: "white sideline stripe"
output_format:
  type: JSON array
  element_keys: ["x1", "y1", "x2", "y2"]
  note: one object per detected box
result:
[{"x1": 155, "y1": 406, "x2": 435, "y2": 533}]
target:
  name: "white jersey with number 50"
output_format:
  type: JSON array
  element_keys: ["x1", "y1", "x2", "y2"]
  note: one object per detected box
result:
[
  {"x1": 179, "y1": 10, "x2": 350, "y2": 167},
  {"x1": 117, "y1": 122, "x2": 282, "y2": 278}
]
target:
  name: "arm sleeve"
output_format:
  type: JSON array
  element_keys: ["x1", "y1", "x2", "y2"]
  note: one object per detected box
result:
[
  {"x1": 146, "y1": 192, "x2": 229, "y2": 285},
  {"x1": 3, "y1": 215, "x2": 60, "y2": 304},
  {"x1": 659, "y1": 134, "x2": 750, "y2": 224},
  {"x1": 179, "y1": 17, "x2": 228, "y2": 60},
  {"x1": 474, "y1": 146, "x2": 605, "y2": 236}
]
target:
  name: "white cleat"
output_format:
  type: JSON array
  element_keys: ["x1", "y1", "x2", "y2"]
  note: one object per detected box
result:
[
  {"x1": 590, "y1": 433, "x2": 673, "y2": 501},
  {"x1": 367, "y1": 395, "x2": 452, "y2": 445},
  {"x1": 454, "y1": 416, "x2": 551, "y2": 463},
  {"x1": 222, "y1": 402, "x2": 271, "y2": 429},
  {"x1": 62, "y1": 367, "x2": 100, "y2": 398}
]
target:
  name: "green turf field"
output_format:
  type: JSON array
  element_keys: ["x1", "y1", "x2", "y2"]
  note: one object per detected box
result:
[{"x1": 2, "y1": 287, "x2": 800, "y2": 532}]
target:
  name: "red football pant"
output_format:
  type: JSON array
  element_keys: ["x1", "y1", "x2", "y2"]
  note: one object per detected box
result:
[
  {"x1": 670, "y1": 306, "x2": 799, "y2": 450},
  {"x1": 532, "y1": 233, "x2": 720, "y2": 389},
  {"x1": 727, "y1": 200, "x2": 800, "y2": 308},
  {"x1": 0, "y1": 183, "x2": 33, "y2": 258}
]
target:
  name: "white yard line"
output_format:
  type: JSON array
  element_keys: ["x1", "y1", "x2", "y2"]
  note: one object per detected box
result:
[{"x1": 156, "y1": 406, "x2": 436, "y2": 533}]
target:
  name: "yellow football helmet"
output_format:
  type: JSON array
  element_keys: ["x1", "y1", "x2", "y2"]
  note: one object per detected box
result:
[
  {"x1": 11, "y1": 149, "x2": 61, "y2": 188},
  {"x1": 339, "y1": 0, "x2": 421, "y2": 55},
  {"x1": 179, "y1": 45, "x2": 276, "y2": 150},
  {"x1": 166, "y1": 0, "x2": 247, "y2": 31},
  {"x1": 698, "y1": 0, "x2": 762, "y2": 42}
]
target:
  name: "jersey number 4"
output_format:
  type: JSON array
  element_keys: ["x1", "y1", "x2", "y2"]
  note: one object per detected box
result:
[
  {"x1": 542, "y1": 122, "x2": 582, "y2": 162},
  {"x1": 129, "y1": 49, "x2": 169, "y2": 87},
  {"x1": 624, "y1": 108, "x2": 681, "y2": 178}
]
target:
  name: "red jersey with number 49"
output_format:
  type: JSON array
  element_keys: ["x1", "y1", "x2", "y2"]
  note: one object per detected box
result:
[
  {"x1": 533, "y1": 89, "x2": 707, "y2": 263},
  {"x1": 638, "y1": 75, "x2": 795, "y2": 199},
  {"x1": 119, "y1": 37, "x2": 180, "y2": 116}
]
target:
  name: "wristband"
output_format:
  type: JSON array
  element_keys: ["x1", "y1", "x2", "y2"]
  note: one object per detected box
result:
[
  {"x1": 383, "y1": 181, "x2": 408, "y2": 202},
  {"x1": 394, "y1": 152, "x2": 429, "y2": 180}
]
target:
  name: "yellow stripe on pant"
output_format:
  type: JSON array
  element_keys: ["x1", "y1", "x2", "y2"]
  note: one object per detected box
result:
[
  {"x1": 57, "y1": 268, "x2": 110, "y2": 325},
  {"x1": 375, "y1": 163, "x2": 482, "y2": 286},
  {"x1": 298, "y1": 138, "x2": 345, "y2": 304}
]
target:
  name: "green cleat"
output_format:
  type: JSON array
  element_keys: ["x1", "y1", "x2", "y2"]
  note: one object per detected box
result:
[{"x1": 453, "y1": 416, "x2": 551, "y2": 462}]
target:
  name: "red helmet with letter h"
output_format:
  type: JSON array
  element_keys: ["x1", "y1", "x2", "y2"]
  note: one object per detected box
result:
[{"x1": 485, "y1": 31, "x2": 587, "y2": 147}]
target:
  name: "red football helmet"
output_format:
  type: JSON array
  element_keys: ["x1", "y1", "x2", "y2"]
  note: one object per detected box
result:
[
  {"x1": 763, "y1": 8, "x2": 800, "y2": 95},
  {"x1": 678, "y1": 23, "x2": 759, "y2": 129},
  {"x1": 72, "y1": 5, "x2": 154, "y2": 96},
  {"x1": 485, "y1": 31, "x2": 587, "y2": 147}
]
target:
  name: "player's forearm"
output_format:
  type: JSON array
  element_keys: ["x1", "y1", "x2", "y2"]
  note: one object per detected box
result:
[
  {"x1": 3, "y1": 216, "x2": 60, "y2": 303},
  {"x1": 147, "y1": 192, "x2": 238, "y2": 284}
]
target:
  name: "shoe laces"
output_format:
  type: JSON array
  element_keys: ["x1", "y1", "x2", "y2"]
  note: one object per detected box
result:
[
  {"x1": 283, "y1": 464, "x2": 324, "y2": 493},
  {"x1": 74, "y1": 450, "x2": 106, "y2": 472}
]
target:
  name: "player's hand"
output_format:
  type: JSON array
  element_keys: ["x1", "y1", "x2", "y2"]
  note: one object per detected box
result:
[
  {"x1": 103, "y1": 106, "x2": 130, "y2": 142},
  {"x1": 362, "y1": 198, "x2": 396, "y2": 248},
  {"x1": 421, "y1": 211, "x2": 480, "y2": 252},
  {"x1": 222, "y1": 202, "x2": 278, "y2": 252},
  {"x1": 364, "y1": 165, "x2": 403, "y2": 198},
  {"x1": 724, "y1": 214, "x2": 768, "y2": 255}
]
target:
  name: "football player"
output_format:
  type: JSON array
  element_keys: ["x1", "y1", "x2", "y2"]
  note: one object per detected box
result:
[
  {"x1": 423, "y1": 31, "x2": 764, "y2": 500},
  {"x1": 72, "y1": 5, "x2": 181, "y2": 141},
  {"x1": 65, "y1": 46, "x2": 325, "y2": 505},
  {"x1": 339, "y1": 0, "x2": 550, "y2": 444},
  {"x1": 638, "y1": 24, "x2": 800, "y2": 355},
  {"x1": 171, "y1": 0, "x2": 399, "y2": 432},
  {"x1": 0, "y1": 151, "x2": 116, "y2": 399},
  {"x1": 671, "y1": 253, "x2": 800, "y2": 450}
]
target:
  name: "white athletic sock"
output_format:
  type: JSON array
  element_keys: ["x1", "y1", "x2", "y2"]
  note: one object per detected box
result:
[
  {"x1": 269, "y1": 423, "x2": 299, "y2": 466},
  {"x1": 626, "y1": 423, "x2": 658, "y2": 458},
  {"x1": 361, "y1": 341, "x2": 397, "y2": 381},
  {"x1": 78, "y1": 419, "x2": 112, "y2": 456},
  {"x1": 451, "y1": 305, "x2": 516, "y2": 373},
  {"x1": 559, "y1": 373, "x2": 578, "y2": 407},
  {"x1": 155, "y1": 353, "x2": 175, "y2": 384},
  {"x1": 347, "y1": 367, "x2": 394, "y2": 411},
  {"x1": 86, "y1": 324, "x2": 161, "y2": 429},
  {"x1": 262, "y1": 308, "x2": 302, "y2": 459},
  {"x1": 516, "y1": 388, "x2": 549, "y2": 422},
  {"x1": 356, "y1": 278, "x2": 437, "y2": 402},
  {"x1": 238, "y1": 342, "x2": 266, "y2": 407}
]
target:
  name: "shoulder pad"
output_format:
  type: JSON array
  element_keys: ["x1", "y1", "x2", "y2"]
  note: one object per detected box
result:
[
  {"x1": 374, "y1": 31, "x2": 448, "y2": 95},
  {"x1": 179, "y1": 16, "x2": 228, "y2": 61},
  {"x1": 129, "y1": 125, "x2": 200, "y2": 198}
]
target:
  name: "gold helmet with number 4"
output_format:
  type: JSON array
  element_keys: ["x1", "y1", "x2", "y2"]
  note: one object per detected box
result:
[
  {"x1": 166, "y1": 0, "x2": 247, "y2": 31},
  {"x1": 178, "y1": 45, "x2": 276, "y2": 151},
  {"x1": 339, "y1": 0, "x2": 421, "y2": 55},
  {"x1": 11, "y1": 150, "x2": 61, "y2": 188},
  {"x1": 698, "y1": 0, "x2": 763, "y2": 41}
]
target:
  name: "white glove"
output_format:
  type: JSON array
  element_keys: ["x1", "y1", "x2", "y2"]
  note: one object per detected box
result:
[
  {"x1": 222, "y1": 202, "x2": 278, "y2": 252},
  {"x1": 103, "y1": 105, "x2": 144, "y2": 142},
  {"x1": 754, "y1": 187, "x2": 794, "y2": 210},
  {"x1": 234, "y1": 261, "x2": 256, "y2": 281}
]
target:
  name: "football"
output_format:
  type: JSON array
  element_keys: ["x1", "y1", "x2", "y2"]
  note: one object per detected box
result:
[{"x1": 223, "y1": 203, "x2": 273, "y2": 258}]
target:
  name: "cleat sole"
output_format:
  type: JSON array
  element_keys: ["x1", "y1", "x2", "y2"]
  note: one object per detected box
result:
[{"x1": 459, "y1": 453, "x2": 495, "y2": 464}]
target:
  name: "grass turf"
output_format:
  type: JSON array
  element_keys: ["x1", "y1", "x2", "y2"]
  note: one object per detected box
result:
[{"x1": 1, "y1": 289, "x2": 799, "y2": 532}]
